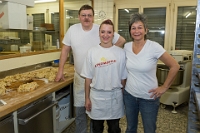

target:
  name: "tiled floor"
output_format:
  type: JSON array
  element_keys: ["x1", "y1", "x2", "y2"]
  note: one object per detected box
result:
[{"x1": 63, "y1": 103, "x2": 188, "y2": 133}]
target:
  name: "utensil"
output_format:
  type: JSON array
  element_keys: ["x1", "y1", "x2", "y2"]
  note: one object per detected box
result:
[{"x1": 0, "y1": 99, "x2": 7, "y2": 106}]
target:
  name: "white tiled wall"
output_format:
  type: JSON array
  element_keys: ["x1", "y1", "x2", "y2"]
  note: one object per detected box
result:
[{"x1": 93, "y1": 0, "x2": 114, "y2": 24}]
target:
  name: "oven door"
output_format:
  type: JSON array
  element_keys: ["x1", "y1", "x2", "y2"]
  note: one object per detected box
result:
[
  {"x1": 0, "y1": 114, "x2": 14, "y2": 133},
  {"x1": 17, "y1": 95, "x2": 57, "y2": 133}
]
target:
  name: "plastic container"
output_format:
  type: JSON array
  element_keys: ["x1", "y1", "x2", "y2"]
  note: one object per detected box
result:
[
  {"x1": 20, "y1": 46, "x2": 31, "y2": 53},
  {"x1": 58, "y1": 95, "x2": 70, "y2": 122},
  {"x1": 52, "y1": 59, "x2": 59, "y2": 67},
  {"x1": 56, "y1": 39, "x2": 60, "y2": 49},
  {"x1": 10, "y1": 45, "x2": 18, "y2": 51}
]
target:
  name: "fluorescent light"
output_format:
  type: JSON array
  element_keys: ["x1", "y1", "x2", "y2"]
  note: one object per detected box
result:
[
  {"x1": 124, "y1": 9, "x2": 129, "y2": 13},
  {"x1": 0, "y1": 1, "x2": 2, "y2": 3},
  {"x1": 34, "y1": 0, "x2": 57, "y2": 3},
  {"x1": 149, "y1": 30, "x2": 165, "y2": 34},
  {"x1": 161, "y1": 31, "x2": 165, "y2": 34},
  {"x1": 186, "y1": 12, "x2": 192, "y2": 18}
]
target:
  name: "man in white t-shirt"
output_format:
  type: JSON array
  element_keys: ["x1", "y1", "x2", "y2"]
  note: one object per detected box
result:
[{"x1": 55, "y1": 4, "x2": 125, "y2": 133}]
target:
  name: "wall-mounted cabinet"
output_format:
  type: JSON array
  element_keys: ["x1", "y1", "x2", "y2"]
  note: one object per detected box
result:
[{"x1": 0, "y1": 2, "x2": 27, "y2": 29}]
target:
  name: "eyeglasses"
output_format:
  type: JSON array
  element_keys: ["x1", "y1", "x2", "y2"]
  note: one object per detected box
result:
[{"x1": 81, "y1": 14, "x2": 93, "y2": 18}]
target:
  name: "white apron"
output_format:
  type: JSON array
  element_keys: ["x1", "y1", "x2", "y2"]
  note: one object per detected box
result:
[
  {"x1": 73, "y1": 72, "x2": 85, "y2": 107},
  {"x1": 86, "y1": 88, "x2": 124, "y2": 120}
]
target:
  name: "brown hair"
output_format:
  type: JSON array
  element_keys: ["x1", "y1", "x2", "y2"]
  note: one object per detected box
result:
[
  {"x1": 128, "y1": 13, "x2": 148, "y2": 40},
  {"x1": 78, "y1": 4, "x2": 94, "y2": 15},
  {"x1": 99, "y1": 19, "x2": 114, "y2": 32}
]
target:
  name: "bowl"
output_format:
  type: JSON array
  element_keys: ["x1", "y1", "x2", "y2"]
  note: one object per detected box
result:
[{"x1": 156, "y1": 64, "x2": 184, "y2": 86}]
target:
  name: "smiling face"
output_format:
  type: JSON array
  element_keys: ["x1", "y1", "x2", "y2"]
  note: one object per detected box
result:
[
  {"x1": 130, "y1": 21, "x2": 147, "y2": 42},
  {"x1": 78, "y1": 9, "x2": 94, "y2": 30},
  {"x1": 99, "y1": 24, "x2": 114, "y2": 46}
]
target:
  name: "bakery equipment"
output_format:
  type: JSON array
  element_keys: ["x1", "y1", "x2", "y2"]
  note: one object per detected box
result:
[
  {"x1": 0, "y1": 114, "x2": 14, "y2": 133},
  {"x1": 157, "y1": 50, "x2": 193, "y2": 113},
  {"x1": 17, "y1": 95, "x2": 57, "y2": 133}
]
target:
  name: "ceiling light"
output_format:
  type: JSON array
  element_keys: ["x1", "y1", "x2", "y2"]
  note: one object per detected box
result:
[
  {"x1": 186, "y1": 12, "x2": 192, "y2": 18},
  {"x1": 124, "y1": 9, "x2": 129, "y2": 13},
  {"x1": 34, "y1": 0, "x2": 57, "y2": 3}
]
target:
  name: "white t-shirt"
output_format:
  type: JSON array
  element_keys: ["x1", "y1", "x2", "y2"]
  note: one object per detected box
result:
[
  {"x1": 81, "y1": 45, "x2": 127, "y2": 119},
  {"x1": 62, "y1": 23, "x2": 120, "y2": 75},
  {"x1": 124, "y1": 39, "x2": 165, "y2": 99},
  {"x1": 81, "y1": 45, "x2": 127, "y2": 90}
]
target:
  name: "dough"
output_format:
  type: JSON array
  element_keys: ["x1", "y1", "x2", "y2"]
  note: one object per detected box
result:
[{"x1": 17, "y1": 82, "x2": 39, "y2": 92}]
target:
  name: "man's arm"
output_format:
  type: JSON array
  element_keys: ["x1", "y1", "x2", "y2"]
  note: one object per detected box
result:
[
  {"x1": 55, "y1": 45, "x2": 71, "y2": 81},
  {"x1": 114, "y1": 36, "x2": 126, "y2": 48}
]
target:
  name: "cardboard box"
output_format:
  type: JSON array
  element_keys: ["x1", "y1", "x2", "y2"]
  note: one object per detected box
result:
[
  {"x1": 41, "y1": 23, "x2": 55, "y2": 31},
  {"x1": 58, "y1": 95, "x2": 70, "y2": 122},
  {"x1": 0, "y1": 2, "x2": 27, "y2": 29}
]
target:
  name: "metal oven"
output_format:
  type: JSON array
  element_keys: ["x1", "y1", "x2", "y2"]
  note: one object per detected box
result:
[
  {"x1": 17, "y1": 95, "x2": 57, "y2": 133},
  {"x1": 0, "y1": 114, "x2": 14, "y2": 133}
]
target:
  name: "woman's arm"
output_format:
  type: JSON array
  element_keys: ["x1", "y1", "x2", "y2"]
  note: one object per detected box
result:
[
  {"x1": 159, "y1": 52, "x2": 180, "y2": 90},
  {"x1": 85, "y1": 78, "x2": 92, "y2": 111},
  {"x1": 121, "y1": 79, "x2": 126, "y2": 92},
  {"x1": 149, "y1": 52, "x2": 180, "y2": 99}
]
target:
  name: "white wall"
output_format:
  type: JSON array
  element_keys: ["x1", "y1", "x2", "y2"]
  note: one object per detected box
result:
[{"x1": 93, "y1": 0, "x2": 114, "y2": 25}]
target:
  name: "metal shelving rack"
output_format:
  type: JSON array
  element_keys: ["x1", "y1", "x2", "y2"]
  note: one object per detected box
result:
[{"x1": 187, "y1": 0, "x2": 200, "y2": 132}]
